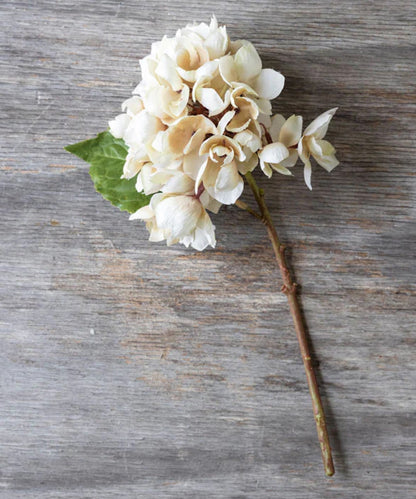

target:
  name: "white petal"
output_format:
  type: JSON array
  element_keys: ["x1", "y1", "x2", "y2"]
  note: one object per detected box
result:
[
  {"x1": 109, "y1": 114, "x2": 131, "y2": 138},
  {"x1": 253, "y1": 69, "x2": 285, "y2": 100},
  {"x1": 234, "y1": 42, "x2": 262, "y2": 81},
  {"x1": 304, "y1": 107, "x2": 338, "y2": 139},
  {"x1": 258, "y1": 142, "x2": 289, "y2": 164}
]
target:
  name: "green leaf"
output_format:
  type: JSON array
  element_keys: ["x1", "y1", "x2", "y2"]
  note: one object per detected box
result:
[{"x1": 65, "y1": 131, "x2": 151, "y2": 213}]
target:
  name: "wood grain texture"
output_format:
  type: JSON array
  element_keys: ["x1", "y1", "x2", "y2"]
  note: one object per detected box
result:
[{"x1": 1, "y1": 0, "x2": 415, "y2": 497}]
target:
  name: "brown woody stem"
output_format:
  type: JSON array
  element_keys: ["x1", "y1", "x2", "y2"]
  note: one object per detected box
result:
[{"x1": 243, "y1": 171, "x2": 335, "y2": 477}]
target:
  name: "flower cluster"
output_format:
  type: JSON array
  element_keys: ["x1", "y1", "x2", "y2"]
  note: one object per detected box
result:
[{"x1": 109, "y1": 16, "x2": 339, "y2": 250}]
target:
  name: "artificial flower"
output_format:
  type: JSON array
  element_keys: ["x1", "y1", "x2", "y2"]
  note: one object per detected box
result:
[
  {"x1": 298, "y1": 108, "x2": 339, "y2": 189},
  {"x1": 259, "y1": 114, "x2": 302, "y2": 177}
]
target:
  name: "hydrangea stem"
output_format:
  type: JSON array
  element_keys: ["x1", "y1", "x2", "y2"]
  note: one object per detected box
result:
[{"x1": 243, "y1": 171, "x2": 335, "y2": 477}]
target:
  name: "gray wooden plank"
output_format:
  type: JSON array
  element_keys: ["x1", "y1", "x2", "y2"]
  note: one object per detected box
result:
[{"x1": 1, "y1": 0, "x2": 415, "y2": 497}]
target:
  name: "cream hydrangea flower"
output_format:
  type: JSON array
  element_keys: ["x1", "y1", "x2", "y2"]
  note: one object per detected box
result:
[
  {"x1": 196, "y1": 135, "x2": 247, "y2": 204},
  {"x1": 259, "y1": 114, "x2": 303, "y2": 177},
  {"x1": 105, "y1": 17, "x2": 340, "y2": 250},
  {"x1": 130, "y1": 193, "x2": 216, "y2": 251},
  {"x1": 298, "y1": 108, "x2": 339, "y2": 189}
]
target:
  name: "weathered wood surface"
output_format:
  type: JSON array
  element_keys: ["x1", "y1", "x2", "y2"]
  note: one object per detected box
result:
[{"x1": 1, "y1": 0, "x2": 415, "y2": 497}]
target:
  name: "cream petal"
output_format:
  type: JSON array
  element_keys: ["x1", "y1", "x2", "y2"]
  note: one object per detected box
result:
[
  {"x1": 237, "y1": 153, "x2": 259, "y2": 174},
  {"x1": 155, "y1": 54, "x2": 182, "y2": 91},
  {"x1": 155, "y1": 195, "x2": 202, "y2": 239},
  {"x1": 149, "y1": 228, "x2": 166, "y2": 242},
  {"x1": 129, "y1": 204, "x2": 154, "y2": 221},
  {"x1": 298, "y1": 136, "x2": 310, "y2": 166},
  {"x1": 149, "y1": 168, "x2": 176, "y2": 185},
  {"x1": 123, "y1": 111, "x2": 164, "y2": 148},
  {"x1": 255, "y1": 97, "x2": 272, "y2": 115},
  {"x1": 122, "y1": 149, "x2": 147, "y2": 180},
  {"x1": 260, "y1": 158, "x2": 273, "y2": 178},
  {"x1": 279, "y1": 115, "x2": 303, "y2": 147},
  {"x1": 195, "y1": 60, "x2": 220, "y2": 80},
  {"x1": 232, "y1": 83, "x2": 258, "y2": 97},
  {"x1": 310, "y1": 138, "x2": 339, "y2": 172},
  {"x1": 217, "y1": 110, "x2": 236, "y2": 135},
  {"x1": 195, "y1": 157, "x2": 210, "y2": 191},
  {"x1": 121, "y1": 96, "x2": 144, "y2": 116},
  {"x1": 200, "y1": 135, "x2": 244, "y2": 162},
  {"x1": 139, "y1": 56, "x2": 159, "y2": 87},
  {"x1": 229, "y1": 39, "x2": 245, "y2": 54},
  {"x1": 234, "y1": 42, "x2": 262, "y2": 81},
  {"x1": 183, "y1": 151, "x2": 208, "y2": 180},
  {"x1": 168, "y1": 84, "x2": 190, "y2": 117},
  {"x1": 200, "y1": 160, "x2": 219, "y2": 190},
  {"x1": 204, "y1": 27, "x2": 229, "y2": 59},
  {"x1": 218, "y1": 55, "x2": 238, "y2": 85},
  {"x1": 279, "y1": 149, "x2": 299, "y2": 168},
  {"x1": 166, "y1": 115, "x2": 216, "y2": 156},
  {"x1": 137, "y1": 164, "x2": 162, "y2": 195},
  {"x1": 199, "y1": 190, "x2": 222, "y2": 214},
  {"x1": 161, "y1": 172, "x2": 195, "y2": 194},
  {"x1": 109, "y1": 114, "x2": 131, "y2": 138},
  {"x1": 234, "y1": 129, "x2": 262, "y2": 153},
  {"x1": 253, "y1": 68, "x2": 285, "y2": 100},
  {"x1": 176, "y1": 67, "x2": 197, "y2": 83},
  {"x1": 269, "y1": 114, "x2": 285, "y2": 142},
  {"x1": 226, "y1": 116, "x2": 251, "y2": 133},
  {"x1": 214, "y1": 163, "x2": 244, "y2": 204},
  {"x1": 304, "y1": 107, "x2": 338, "y2": 139},
  {"x1": 259, "y1": 113, "x2": 272, "y2": 129},
  {"x1": 304, "y1": 161, "x2": 312, "y2": 190},
  {"x1": 259, "y1": 142, "x2": 289, "y2": 164},
  {"x1": 191, "y1": 211, "x2": 216, "y2": 250},
  {"x1": 191, "y1": 227, "x2": 214, "y2": 251},
  {"x1": 196, "y1": 87, "x2": 224, "y2": 114},
  {"x1": 271, "y1": 163, "x2": 292, "y2": 176}
]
